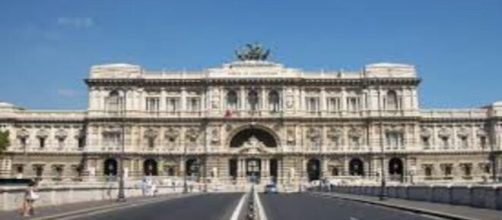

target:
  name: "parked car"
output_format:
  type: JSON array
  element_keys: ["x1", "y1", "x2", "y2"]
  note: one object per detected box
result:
[{"x1": 264, "y1": 184, "x2": 278, "y2": 194}]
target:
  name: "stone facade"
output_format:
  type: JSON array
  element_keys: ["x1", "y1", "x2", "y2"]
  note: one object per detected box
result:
[{"x1": 1, "y1": 58, "x2": 502, "y2": 186}]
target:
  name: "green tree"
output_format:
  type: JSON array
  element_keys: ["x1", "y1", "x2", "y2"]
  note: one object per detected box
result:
[{"x1": 0, "y1": 130, "x2": 10, "y2": 153}]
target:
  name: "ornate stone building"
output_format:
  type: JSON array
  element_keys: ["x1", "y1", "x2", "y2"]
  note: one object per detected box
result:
[{"x1": 1, "y1": 48, "x2": 501, "y2": 186}]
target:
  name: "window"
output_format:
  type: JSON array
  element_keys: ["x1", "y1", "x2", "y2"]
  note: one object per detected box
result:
[
  {"x1": 106, "y1": 91, "x2": 123, "y2": 114},
  {"x1": 421, "y1": 136, "x2": 430, "y2": 149},
  {"x1": 38, "y1": 137, "x2": 46, "y2": 148},
  {"x1": 306, "y1": 97, "x2": 319, "y2": 113},
  {"x1": 145, "y1": 97, "x2": 160, "y2": 113},
  {"x1": 385, "y1": 90, "x2": 399, "y2": 110},
  {"x1": 327, "y1": 97, "x2": 341, "y2": 112},
  {"x1": 57, "y1": 136, "x2": 65, "y2": 148},
  {"x1": 462, "y1": 164, "x2": 472, "y2": 176},
  {"x1": 480, "y1": 136, "x2": 487, "y2": 149},
  {"x1": 386, "y1": 132, "x2": 403, "y2": 149},
  {"x1": 102, "y1": 132, "x2": 121, "y2": 148},
  {"x1": 248, "y1": 90, "x2": 259, "y2": 110},
  {"x1": 268, "y1": 90, "x2": 280, "y2": 112},
  {"x1": 440, "y1": 136, "x2": 449, "y2": 149},
  {"x1": 347, "y1": 97, "x2": 360, "y2": 112},
  {"x1": 147, "y1": 137, "x2": 155, "y2": 148},
  {"x1": 424, "y1": 166, "x2": 432, "y2": 177},
  {"x1": 19, "y1": 137, "x2": 27, "y2": 148},
  {"x1": 186, "y1": 97, "x2": 200, "y2": 112},
  {"x1": 227, "y1": 90, "x2": 238, "y2": 110},
  {"x1": 459, "y1": 136, "x2": 468, "y2": 148},
  {"x1": 78, "y1": 136, "x2": 85, "y2": 149},
  {"x1": 350, "y1": 136, "x2": 360, "y2": 148},
  {"x1": 442, "y1": 164, "x2": 452, "y2": 176},
  {"x1": 166, "y1": 97, "x2": 180, "y2": 113}
]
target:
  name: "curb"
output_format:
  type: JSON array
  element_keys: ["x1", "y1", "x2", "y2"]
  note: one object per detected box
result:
[{"x1": 310, "y1": 192, "x2": 478, "y2": 220}]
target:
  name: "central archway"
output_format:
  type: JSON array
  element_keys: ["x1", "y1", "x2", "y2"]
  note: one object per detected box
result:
[{"x1": 229, "y1": 127, "x2": 278, "y2": 148}]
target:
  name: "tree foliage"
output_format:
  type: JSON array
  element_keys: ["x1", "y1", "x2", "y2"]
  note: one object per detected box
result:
[{"x1": 0, "y1": 130, "x2": 10, "y2": 153}]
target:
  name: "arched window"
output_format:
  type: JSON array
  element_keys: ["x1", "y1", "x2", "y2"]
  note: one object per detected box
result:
[
  {"x1": 106, "y1": 90, "x2": 123, "y2": 113},
  {"x1": 144, "y1": 159, "x2": 158, "y2": 176},
  {"x1": 349, "y1": 158, "x2": 364, "y2": 176},
  {"x1": 386, "y1": 90, "x2": 399, "y2": 110},
  {"x1": 104, "y1": 158, "x2": 118, "y2": 176},
  {"x1": 268, "y1": 90, "x2": 280, "y2": 112},
  {"x1": 248, "y1": 90, "x2": 259, "y2": 110},
  {"x1": 227, "y1": 90, "x2": 238, "y2": 110}
]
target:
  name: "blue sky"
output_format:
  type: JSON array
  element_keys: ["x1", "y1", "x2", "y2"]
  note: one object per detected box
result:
[{"x1": 1, "y1": 0, "x2": 501, "y2": 109}]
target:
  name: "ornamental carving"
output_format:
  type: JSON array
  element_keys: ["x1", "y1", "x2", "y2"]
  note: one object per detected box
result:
[
  {"x1": 144, "y1": 128, "x2": 159, "y2": 138},
  {"x1": 286, "y1": 128, "x2": 295, "y2": 145},
  {"x1": 185, "y1": 128, "x2": 199, "y2": 142},
  {"x1": 476, "y1": 127, "x2": 488, "y2": 137},
  {"x1": 211, "y1": 128, "x2": 220, "y2": 144},
  {"x1": 420, "y1": 127, "x2": 432, "y2": 137},
  {"x1": 457, "y1": 127, "x2": 470, "y2": 138},
  {"x1": 348, "y1": 127, "x2": 363, "y2": 138},
  {"x1": 17, "y1": 129, "x2": 29, "y2": 138},
  {"x1": 55, "y1": 129, "x2": 67, "y2": 140},
  {"x1": 438, "y1": 127, "x2": 451, "y2": 137},
  {"x1": 164, "y1": 127, "x2": 179, "y2": 142},
  {"x1": 306, "y1": 127, "x2": 321, "y2": 144},
  {"x1": 327, "y1": 127, "x2": 342, "y2": 141},
  {"x1": 36, "y1": 129, "x2": 49, "y2": 138}
]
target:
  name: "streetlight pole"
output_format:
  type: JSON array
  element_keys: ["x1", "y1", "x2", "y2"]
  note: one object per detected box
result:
[
  {"x1": 379, "y1": 122, "x2": 386, "y2": 201},
  {"x1": 117, "y1": 90, "x2": 126, "y2": 202},
  {"x1": 183, "y1": 143, "x2": 188, "y2": 194}
]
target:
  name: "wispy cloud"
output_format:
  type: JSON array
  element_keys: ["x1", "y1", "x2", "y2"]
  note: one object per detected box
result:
[
  {"x1": 57, "y1": 17, "x2": 94, "y2": 28},
  {"x1": 57, "y1": 89, "x2": 79, "y2": 98}
]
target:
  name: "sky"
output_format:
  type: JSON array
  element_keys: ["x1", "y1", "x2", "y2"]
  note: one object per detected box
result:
[{"x1": 0, "y1": 0, "x2": 501, "y2": 110}]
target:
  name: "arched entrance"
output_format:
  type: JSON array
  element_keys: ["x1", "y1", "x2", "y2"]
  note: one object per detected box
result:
[
  {"x1": 104, "y1": 158, "x2": 118, "y2": 176},
  {"x1": 307, "y1": 158, "x2": 321, "y2": 181},
  {"x1": 349, "y1": 158, "x2": 364, "y2": 176},
  {"x1": 144, "y1": 159, "x2": 158, "y2": 176},
  {"x1": 388, "y1": 157, "x2": 404, "y2": 181},
  {"x1": 227, "y1": 126, "x2": 279, "y2": 183}
]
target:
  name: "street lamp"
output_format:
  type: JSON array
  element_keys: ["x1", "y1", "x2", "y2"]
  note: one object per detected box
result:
[
  {"x1": 379, "y1": 122, "x2": 386, "y2": 201},
  {"x1": 117, "y1": 90, "x2": 127, "y2": 202}
]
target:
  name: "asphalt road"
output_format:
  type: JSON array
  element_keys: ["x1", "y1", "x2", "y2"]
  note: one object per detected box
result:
[
  {"x1": 72, "y1": 193, "x2": 242, "y2": 220},
  {"x1": 260, "y1": 193, "x2": 440, "y2": 220}
]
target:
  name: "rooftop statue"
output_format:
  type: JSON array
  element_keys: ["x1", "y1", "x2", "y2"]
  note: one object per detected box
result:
[{"x1": 235, "y1": 43, "x2": 270, "y2": 61}]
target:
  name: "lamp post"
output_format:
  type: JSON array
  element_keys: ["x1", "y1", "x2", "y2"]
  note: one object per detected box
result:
[
  {"x1": 379, "y1": 122, "x2": 386, "y2": 201},
  {"x1": 117, "y1": 90, "x2": 126, "y2": 202},
  {"x1": 182, "y1": 145, "x2": 188, "y2": 194}
]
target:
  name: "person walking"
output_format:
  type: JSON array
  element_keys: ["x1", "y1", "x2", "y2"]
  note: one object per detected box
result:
[{"x1": 21, "y1": 181, "x2": 38, "y2": 217}]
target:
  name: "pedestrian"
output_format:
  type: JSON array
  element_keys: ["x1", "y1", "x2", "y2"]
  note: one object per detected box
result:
[
  {"x1": 21, "y1": 181, "x2": 38, "y2": 217},
  {"x1": 141, "y1": 178, "x2": 148, "y2": 196},
  {"x1": 151, "y1": 181, "x2": 157, "y2": 197}
]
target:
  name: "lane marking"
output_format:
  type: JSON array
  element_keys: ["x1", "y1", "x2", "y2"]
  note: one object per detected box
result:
[
  {"x1": 230, "y1": 193, "x2": 248, "y2": 220},
  {"x1": 254, "y1": 190, "x2": 267, "y2": 220}
]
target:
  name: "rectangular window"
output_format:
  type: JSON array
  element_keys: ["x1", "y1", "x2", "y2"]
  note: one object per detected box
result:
[
  {"x1": 78, "y1": 137, "x2": 85, "y2": 149},
  {"x1": 460, "y1": 136, "x2": 468, "y2": 148},
  {"x1": 386, "y1": 132, "x2": 403, "y2": 149},
  {"x1": 145, "y1": 97, "x2": 160, "y2": 113},
  {"x1": 166, "y1": 97, "x2": 180, "y2": 113},
  {"x1": 327, "y1": 97, "x2": 341, "y2": 112},
  {"x1": 480, "y1": 136, "x2": 487, "y2": 149},
  {"x1": 39, "y1": 137, "x2": 45, "y2": 148},
  {"x1": 186, "y1": 97, "x2": 200, "y2": 112},
  {"x1": 421, "y1": 136, "x2": 430, "y2": 149},
  {"x1": 347, "y1": 97, "x2": 360, "y2": 112},
  {"x1": 305, "y1": 97, "x2": 319, "y2": 113}
]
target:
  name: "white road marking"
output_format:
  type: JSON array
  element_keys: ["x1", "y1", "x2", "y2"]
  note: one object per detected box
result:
[
  {"x1": 254, "y1": 190, "x2": 268, "y2": 220},
  {"x1": 230, "y1": 192, "x2": 248, "y2": 220}
]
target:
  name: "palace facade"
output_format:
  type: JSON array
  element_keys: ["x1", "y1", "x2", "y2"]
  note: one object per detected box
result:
[{"x1": 1, "y1": 50, "x2": 501, "y2": 186}]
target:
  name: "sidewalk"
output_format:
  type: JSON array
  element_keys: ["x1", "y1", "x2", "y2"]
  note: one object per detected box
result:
[
  {"x1": 312, "y1": 191, "x2": 502, "y2": 220},
  {"x1": 0, "y1": 193, "x2": 189, "y2": 220}
]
